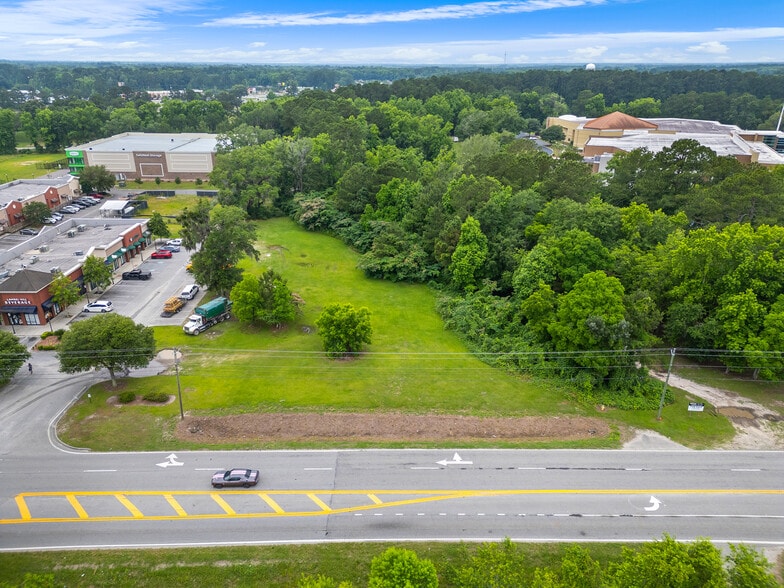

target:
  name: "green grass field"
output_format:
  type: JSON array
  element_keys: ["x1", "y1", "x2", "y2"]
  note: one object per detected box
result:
[
  {"x1": 0, "y1": 153, "x2": 66, "y2": 182},
  {"x1": 57, "y1": 212, "x2": 738, "y2": 451}
]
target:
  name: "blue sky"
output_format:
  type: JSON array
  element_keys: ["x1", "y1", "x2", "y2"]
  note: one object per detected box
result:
[{"x1": 0, "y1": 0, "x2": 782, "y2": 64}]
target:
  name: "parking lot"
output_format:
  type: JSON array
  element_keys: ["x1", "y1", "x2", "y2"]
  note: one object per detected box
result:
[{"x1": 76, "y1": 248, "x2": 200, "y2": 328}]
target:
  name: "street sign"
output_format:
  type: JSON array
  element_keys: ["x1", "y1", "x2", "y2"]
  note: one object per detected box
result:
[{"x1": 688, "y1": 402, "x2": 705, "y2": 412}]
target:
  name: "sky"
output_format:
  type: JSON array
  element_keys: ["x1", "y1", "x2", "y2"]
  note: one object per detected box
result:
[{"x1": 0, "y1": 0, "x2": 782, "y2": 65}]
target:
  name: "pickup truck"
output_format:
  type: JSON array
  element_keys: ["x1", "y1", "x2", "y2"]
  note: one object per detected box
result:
[{"x1": 122, "y1": 268, "x2": 152, "y2": 280}]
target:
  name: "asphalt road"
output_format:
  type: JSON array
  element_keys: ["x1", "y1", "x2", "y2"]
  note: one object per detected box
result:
[{"x1": 0, "y1": 351, "x2": 782, "y2": 552}]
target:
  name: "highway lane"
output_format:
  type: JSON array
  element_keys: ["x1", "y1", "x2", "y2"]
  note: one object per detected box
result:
[{"x1": 1, "y1": 449, "x2": 782, "y2": 550}]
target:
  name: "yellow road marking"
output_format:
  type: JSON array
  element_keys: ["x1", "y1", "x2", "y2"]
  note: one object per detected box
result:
[
  {"x1": 14, "y1": 496, "x2": 30, "y2": 520},
  {"x1": 307, "y1": 493, "x2": 332, "y2": 512},
  {"x1": 116, "y1": 494, "x2": 144, "y2": 518},
  {"x1": 1, "y1": 488, "x2": 780, "y2": 525},
  {"x1": 65, "y1": 494, "x2": 88, "y2": 519},
  {"x1": 163, "y1": 494, "x2": 188, "y2": 517},
  {"x1": 258, "y1": 493, "x2": 284, "y2": 514},
  {"x1": 211, "y1": 494, "x2": 236, "y2": 515}
]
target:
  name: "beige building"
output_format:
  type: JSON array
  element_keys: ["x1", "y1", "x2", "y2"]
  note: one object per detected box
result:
[
  {"x1": 546, "y1": 113, "x2": 784, "y2": 169},
  {"x1": 66, "y1": 133, "x2": 218, "y2": 183}
]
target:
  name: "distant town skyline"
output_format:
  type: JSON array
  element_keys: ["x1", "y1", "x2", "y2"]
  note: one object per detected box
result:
[{"x1": 0, "y1": 0, "x2": 782, "y2": 65}]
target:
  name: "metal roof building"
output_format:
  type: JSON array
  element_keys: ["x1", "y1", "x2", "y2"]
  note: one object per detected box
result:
[{"x1": 66, "y1": 133, "x2": 218, "y2": 183}]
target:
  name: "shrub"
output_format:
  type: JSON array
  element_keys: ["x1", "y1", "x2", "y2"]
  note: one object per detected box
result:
[
  {"x1": 368, "y1": 547, "x2": 438, "y2": 588},
  {"x1": 135, "y1": 177, "x2": 143, "y2": 185},
  {"x1": 155, "y1": 177, "x2": 161, "y2": 185},
  {"x1": 174, "y1": 176, "x2": 181, "y2": 184},
  {"x1": 143, "y1": 391, "x2": 170, "y2": 403},
  {"x1": 118, "y1": 391, "x2": 135, "y2": 404},
  {"x1": 195, "y1": 178, "x2": 203, "y2": 185}
]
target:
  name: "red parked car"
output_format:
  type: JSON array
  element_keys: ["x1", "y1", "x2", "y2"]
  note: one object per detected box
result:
[{"x1": 150, "y1": 249, "x2": 173, "y2": 259}]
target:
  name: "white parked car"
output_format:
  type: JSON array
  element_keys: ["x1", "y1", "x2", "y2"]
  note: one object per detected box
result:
[
  {"x1": 83, "y1": 300, "x2": 114, "y2": 313},
  {"x1": 167, "y1": 238, "x2": 183, "y2": 246},
  {"x1": 180, "y1": 284, "x2": 200, "y2": 300}
]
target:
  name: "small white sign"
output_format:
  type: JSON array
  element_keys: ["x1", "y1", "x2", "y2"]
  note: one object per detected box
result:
[{"x1": 688, "y1": 402, "x2": 705, "y2": 412}]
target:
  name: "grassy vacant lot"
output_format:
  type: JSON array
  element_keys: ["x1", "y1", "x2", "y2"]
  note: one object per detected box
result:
[
  {"x1": 58, "y1": 214, "x2": 736, "y2": 451},
  {"x1": 0, "y1": 153, "x2": 65, "y2": 181}
]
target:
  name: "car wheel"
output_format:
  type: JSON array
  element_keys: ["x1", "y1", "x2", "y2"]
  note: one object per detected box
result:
[
  {"x1": 243, "y1": 483, "x2": 251, "y2": 488},
  {"x1": 213, "y1": 484, "x2": 222, "y2": 489}
]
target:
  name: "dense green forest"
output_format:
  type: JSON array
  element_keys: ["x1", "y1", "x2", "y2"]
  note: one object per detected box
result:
[{"x1": 2, "y1": 64, "x2": 784, "y2": 407}]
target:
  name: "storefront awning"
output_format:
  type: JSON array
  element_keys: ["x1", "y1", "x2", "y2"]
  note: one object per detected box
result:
[
  {"x1": 0, "y1": 305, "x2": 36, "y2": 313},
  {"x1": 42, "y1": 300, "x2": 55, "y2": 310}
]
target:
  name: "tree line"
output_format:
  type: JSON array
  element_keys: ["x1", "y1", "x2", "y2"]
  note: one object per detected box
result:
[{"x1": 1, "y1": 66, "x2": 782, "y2": 155}]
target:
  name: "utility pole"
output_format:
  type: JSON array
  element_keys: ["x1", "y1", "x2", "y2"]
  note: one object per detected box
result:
[
  {"x1": 174, "y1": 348, "x2": 184, "y2": 420},
  {"x1": 657, "y1": 348, "x2": 676, "y2": 421}
]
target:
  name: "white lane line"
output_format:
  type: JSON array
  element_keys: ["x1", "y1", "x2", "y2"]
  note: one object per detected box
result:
[
  {"x1": 411, "y1": 466, "x2": 440, "y2": 470},
  {"x1": 83, "y1": 469, "x2": 117, "y2": 472},
  {"x1": 731, "y1": 468, "x2": 761, "y2": 472},
  {"x1": 304, "y1": 467, "x2": 333, "y2": 471}
]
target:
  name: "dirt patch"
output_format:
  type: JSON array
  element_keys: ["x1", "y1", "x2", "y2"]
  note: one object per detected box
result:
[
  {"x1": 108, "y1": 394, "x2": 176, "y2": 407},
  {"x1": 175, "y1": 413, "x2": 611, "y2": 445}
]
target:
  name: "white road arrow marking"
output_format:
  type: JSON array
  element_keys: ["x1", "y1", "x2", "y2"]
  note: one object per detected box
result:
[
  {"x1": 644, "y1": 495, "x2": 662, "y2": 511},
  {"x1": 156, "y1": 453, "x2": 184, "y2": 468},
  {"x1": 436, "y1": 452, "x2": 473, "y2": 467}
]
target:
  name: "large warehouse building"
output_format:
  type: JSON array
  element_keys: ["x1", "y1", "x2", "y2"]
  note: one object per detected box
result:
[{"x1": 65, "y1": 132, "x2": 218, "y2": 182}]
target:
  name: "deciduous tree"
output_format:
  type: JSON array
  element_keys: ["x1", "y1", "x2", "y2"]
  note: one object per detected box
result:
[
  {"x1": 78, "y1": 165, "x2": 115, "y2": 194},
  {"x1": 0, "y1": 331, "x2": 30, "y2": 384},
  {"x1": 80, "y1": 255, "x2": 113, "y2": 294},
  {"x1": 57, "y1": 313, "x2": 155, "y2": 387},
  {"x1": 48, "y1": 272, "x2": 81, "y2": 316},
  {"x1": 315, "y1": 303, "x2": 372, "y2": 358},
  {"x1": 22, "y1": 201, "x2": 51, "y2": 226}
]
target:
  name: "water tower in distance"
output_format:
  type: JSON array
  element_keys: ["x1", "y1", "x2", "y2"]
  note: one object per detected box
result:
[{"x1": 585, "y1": 63, "x2": 596, "y2": 71}]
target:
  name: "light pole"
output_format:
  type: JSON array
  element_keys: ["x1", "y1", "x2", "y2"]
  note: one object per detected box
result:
[{"x1": 174, "y1": 348, "x2": 184, "y2": 420}]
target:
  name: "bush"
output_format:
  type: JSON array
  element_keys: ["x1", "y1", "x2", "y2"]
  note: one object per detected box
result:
[
  {"x1": 135, "y1": 177, "x2": 143, "y2": 185},
  {"x1": 143, "y1": 391, "x2": 170, "y2": 403},
  {"x1": 40, "y1": 328, "x2": 66, "y2": 339},
  {"x1": 118, "y1": 391, "x2": 135, "y2": 404},
  {"x1": 155, "y1": 177, "x2": 161, "y2": 185},
  {"x1": 368, "y1": 548, "x2": 438, "y2": 588},
  {"x1": 195, "y1": 178, "x2": 203, "y2": 185},
  {"x1": 174, "y1": 177, "x2": 181, "y2": 184}
]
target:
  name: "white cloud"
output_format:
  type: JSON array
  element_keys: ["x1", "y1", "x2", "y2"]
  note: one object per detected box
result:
[
  {"x1": 569, "y1": 45, "x2": 608, "y2": 59},
  {"x1": 203, "y1": 0, "x2": 608, "y2": 27},
  {"x1": 0, "y1": 0, "x2": 200, "y2": 36},
  {"x1": 687, "y1": 41, "x2": 729, "y2": 54},
  {"x1": 26, "y1": 37, "x2": 102, "y2": 48},
  {"x1": 249, "y1": 42, "x2": 267, "y2": 48}
]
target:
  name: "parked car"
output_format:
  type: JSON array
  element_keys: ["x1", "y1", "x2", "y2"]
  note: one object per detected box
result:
[
  {"x1": 83, "y1": 300, "x2": 113, "y2": 313},
  {"x1": 60, "y1": 206, "x2": 78, "y2": 214},
  {"x1": 122, "y1": 268, "x2": 152, "y2": 280},
  {"x1": 150, "y1": 249, "x2": 173, "y2": 259},
  {"x1": 161, "y1": 244, "x2": 180, "y2": 253},
  {"x1": 211, "y1": 468, "x2": 259, "y2": 488},
  {"x1": 19, "y1": 228, "x2": 39, "y2": 236},
  {"x1": 43, "y1": 217, "x2": 58, "y2": 224},
  {"x1": 167, "y1": 238, "x2": 183, "y2": 246},
  {"x1": 179, "y1": 284, "x2": 199, "y2": 300}
]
